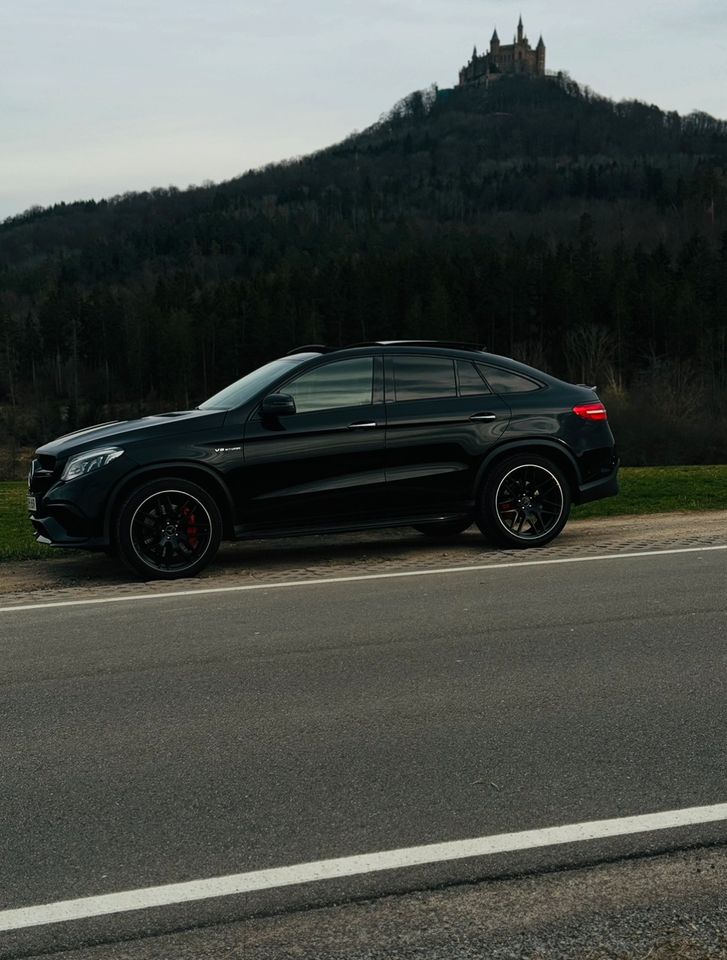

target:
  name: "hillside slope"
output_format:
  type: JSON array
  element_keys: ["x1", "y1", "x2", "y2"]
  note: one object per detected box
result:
[{"x1": 1, "y1": 75, "x2": 726, "y2": 465}]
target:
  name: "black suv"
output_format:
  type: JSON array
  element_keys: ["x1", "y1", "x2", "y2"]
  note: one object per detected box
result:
[{"x1": 28, "y1": 342, "x2": 618, "y2": 579}]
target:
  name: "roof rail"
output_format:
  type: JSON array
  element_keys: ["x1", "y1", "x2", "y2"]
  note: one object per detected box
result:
[
  {"x1": 285, "y1": 344, "x2": 335, "y2": 356},
  {"x1": 285, "y1": 340, "x2": 488, "y2": 356},
  {"x1": 348, "y1": 340, "x2": 487, "y2": 352}
]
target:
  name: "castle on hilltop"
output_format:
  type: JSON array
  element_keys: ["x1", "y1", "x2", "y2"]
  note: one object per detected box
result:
[{"x1": 458, "y1": 16, "x2": 545, "y2": 87}]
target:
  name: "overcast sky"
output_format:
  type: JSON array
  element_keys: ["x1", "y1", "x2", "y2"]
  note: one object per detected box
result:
[{"x1": 1, "y1": 0, "x2": 726, "y2": 220}]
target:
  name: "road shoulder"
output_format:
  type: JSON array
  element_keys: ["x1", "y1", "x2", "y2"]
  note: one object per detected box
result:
[
  {"x1": 22, "y1": 845, "x2": 727, "y2": 960},
  {"x1": 1, "y1": 510, "x2": 726, "y2": 605}
]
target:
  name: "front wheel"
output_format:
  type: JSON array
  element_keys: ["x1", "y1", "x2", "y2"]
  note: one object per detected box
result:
[
  {"x1": 115, "y1": 477, "x2": 222, "y2": 580},
  {"x1": 476, "y1": 455, "x2": 571, "y2": 549}
]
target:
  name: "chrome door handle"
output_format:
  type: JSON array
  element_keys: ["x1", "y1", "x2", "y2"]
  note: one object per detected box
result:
[
  {"x1": 470, "y1": 413, "x2": 497, "y2": 421},
  {"x1": 348, "y1": 421, "x2": 378, "y2": 429}
]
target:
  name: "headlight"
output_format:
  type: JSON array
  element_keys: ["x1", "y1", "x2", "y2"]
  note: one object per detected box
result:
[{"x1": 61, "y1": 447, "x2": 124, "y2": 481}]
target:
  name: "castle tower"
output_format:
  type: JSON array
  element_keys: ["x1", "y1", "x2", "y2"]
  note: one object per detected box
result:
[{"x1": 458, "y1": 17, "x2": 546, "y2": 87}]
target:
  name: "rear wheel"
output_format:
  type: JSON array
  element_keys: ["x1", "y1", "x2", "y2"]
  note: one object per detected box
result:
[
  {"x1": 115, "y1": 477, "x2": 222, "y2": 580},
  {"x1": 413, "y1": 518, "x2": 472, "y2": 538},
  {"x1": 476, "y1": 455, "x2": 570, "y2": 549}
]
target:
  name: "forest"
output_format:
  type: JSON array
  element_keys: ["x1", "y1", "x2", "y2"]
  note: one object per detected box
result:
[{"x1": 1, "y1": 73, "x2": 727, "y2": 475}]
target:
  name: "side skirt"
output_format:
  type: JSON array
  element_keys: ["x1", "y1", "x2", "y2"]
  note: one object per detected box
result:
[{"x1": 231, "y1": 511, "x2": 474, "y2": 542}]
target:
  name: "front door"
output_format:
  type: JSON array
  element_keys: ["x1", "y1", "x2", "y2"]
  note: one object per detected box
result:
[{"x1": 239, "y1": 356, "x2": 386, "y2": 531}]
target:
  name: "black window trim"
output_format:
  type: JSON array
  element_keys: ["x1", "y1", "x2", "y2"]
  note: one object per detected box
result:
[{"x1": 455, "y1": 358, "x2": 492, "y2": 397}]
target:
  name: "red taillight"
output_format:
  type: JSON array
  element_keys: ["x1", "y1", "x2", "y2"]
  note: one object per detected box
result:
[{"x1": 572, "y1": 402, "x2": 608, "y2": 422}]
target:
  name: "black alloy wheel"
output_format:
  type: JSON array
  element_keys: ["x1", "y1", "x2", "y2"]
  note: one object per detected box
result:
[
  {"x1": 413, "y1": 518, "x2": 473, "y2": 538},
  {"x1": 476, "y1": 455, "x2": 571, "y2": 548},
  {"x1": 115, "y1": 477, "x2": 222, "y2": 579}
]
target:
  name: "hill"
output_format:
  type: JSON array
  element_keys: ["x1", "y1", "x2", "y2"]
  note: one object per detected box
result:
[{"x1": 1, "y1": 74, "x2": 726, "y2": 469}]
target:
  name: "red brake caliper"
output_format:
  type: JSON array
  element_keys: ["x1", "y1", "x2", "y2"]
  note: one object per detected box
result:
[{"x1": 182, "y1": 505, "x2": 199, "y2": 550}]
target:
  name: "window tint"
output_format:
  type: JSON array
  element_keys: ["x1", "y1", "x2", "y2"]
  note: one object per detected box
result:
[
  {"x1": 481, "y1": 365, "x2": 542, "y2": 394},
  {"x1": 393, "y1": 356, "x2": 457, "y2": 401},
  {"x1": 457, "y1": 360, "x2": 491, "y2": 396},
  {"x1": 286, "y1": 358, "x2": 374, "y2": 413}
]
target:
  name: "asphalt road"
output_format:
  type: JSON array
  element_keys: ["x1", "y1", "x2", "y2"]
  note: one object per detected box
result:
[{"x1": 2, "y1": 544, "x2": 727, "y2": 957}]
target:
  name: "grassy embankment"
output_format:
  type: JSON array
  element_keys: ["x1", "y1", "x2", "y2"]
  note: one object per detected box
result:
[
  {"x1": 0, "y1": 482, "x2": 57, "y2": 562},
  {"x1": 1, "y1": 466, "x2": 726, "y2": 562}
]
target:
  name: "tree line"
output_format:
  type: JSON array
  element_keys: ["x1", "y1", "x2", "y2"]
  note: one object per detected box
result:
[{"x1": 1, "y1": 75, "x2": 726, "y2": 474}]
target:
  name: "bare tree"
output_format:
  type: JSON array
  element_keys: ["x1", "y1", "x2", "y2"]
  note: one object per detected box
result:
[{"x1": 564, "y1": 323, "x2": 615, "y2": 387}]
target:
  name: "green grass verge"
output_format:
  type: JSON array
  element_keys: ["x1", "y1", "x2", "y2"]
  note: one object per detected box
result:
[
  {"x1": 571, "y1": 465, "x2": 727, "y2": 519},
  {"x1": 1, "y1": 466, "x2": 726, "y2": 562},
  {"x1": 0, "y1": 482, "x2": 61, "y2": 562}
]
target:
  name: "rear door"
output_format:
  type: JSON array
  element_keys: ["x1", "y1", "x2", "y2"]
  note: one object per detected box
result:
[{"x1": 384, "y1": 354, "x2": 510, "y2": 514}]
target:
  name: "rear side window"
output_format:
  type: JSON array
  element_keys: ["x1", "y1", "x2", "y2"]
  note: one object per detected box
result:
[
  {"x1": 457, "y1": 361, "x2": 491, "y2": 396},
  {"x1": 481, "y1": 365, "x2": 542, "y2": 394},
  {"x1": 393, "y1": 356, "x2": 457, "y2": 401}
]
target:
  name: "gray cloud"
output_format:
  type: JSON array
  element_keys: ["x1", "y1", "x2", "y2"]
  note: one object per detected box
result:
[{"x1": 1, "y1": 0, "x2": 725, "y2": 219}]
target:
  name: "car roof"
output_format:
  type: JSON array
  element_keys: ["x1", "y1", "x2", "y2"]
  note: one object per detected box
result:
[{"x1": 284, "y1": 341, "x2": 558, "y2": 383}]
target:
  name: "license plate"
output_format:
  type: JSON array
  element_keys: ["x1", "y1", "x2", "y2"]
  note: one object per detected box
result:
[{"x1": 27, "y1": 495, "x2": 37, "y2": 513}]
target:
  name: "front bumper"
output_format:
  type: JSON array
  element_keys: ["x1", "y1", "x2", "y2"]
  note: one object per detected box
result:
[
  {"x1": 27, "y1": 458, "x2": 127, "y2": 550},
  {"x1": 29, "y1": 511, "x2": 109, "y2": 550}
]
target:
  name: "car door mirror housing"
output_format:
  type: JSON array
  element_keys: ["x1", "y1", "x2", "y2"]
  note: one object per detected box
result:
[{"x1": 262, "y1": 393, "x2": 296, "y2": 417}]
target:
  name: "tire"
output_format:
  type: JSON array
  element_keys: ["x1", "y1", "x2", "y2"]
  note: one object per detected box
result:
[
  {"x1": 114, "y1": 477, "x2": 222, "y2": 580},
  {"x1": 475, "y1": 455, "x2": 571, "y2": 549},
  {"x1": 413, "y1": 518, "x2": 473, "y2": 538}
]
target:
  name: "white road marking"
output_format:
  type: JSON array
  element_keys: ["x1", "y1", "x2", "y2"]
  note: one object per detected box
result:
[
  {"x1": 2, "y1": 802, "x2": 727, "y2": 931},
  {"x1": 0, "y1": 545, "x2": 725, "y2": 614}
]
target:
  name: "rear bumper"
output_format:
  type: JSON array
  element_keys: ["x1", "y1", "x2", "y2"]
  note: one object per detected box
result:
[{"x1": 574, "y1": 461, "x2": 620, "y2": 505}]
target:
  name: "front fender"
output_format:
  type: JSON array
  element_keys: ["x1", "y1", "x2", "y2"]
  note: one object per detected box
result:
[{"x1": 103, "y1": 461, "x2": 236, "y2": 541}]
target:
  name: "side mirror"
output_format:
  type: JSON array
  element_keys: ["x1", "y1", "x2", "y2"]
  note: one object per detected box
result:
[{"x1": 262, "y1": 393, "x2": 296, "y2": 417}]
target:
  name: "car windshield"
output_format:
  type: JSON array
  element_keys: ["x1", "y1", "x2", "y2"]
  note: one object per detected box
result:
[{"x1": 198, "y1": 356, "x2": 311, "y2": 410}]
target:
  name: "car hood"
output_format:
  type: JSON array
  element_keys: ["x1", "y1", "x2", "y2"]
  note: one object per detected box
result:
[{"x1": 36, "y1": 410, "x2": 227, "y2": 459}]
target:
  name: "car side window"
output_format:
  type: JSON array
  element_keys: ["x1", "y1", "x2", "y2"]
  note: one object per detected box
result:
[
  {"x1": 393, "y1": 356, "x2": 457, "y2": 401},
  {"x1": 457, "y1": 361, "x2": 492, "y2": 396},
  {"x1": 480, "y1": 365, "x2": 542, "y2": 394},
  {"x1": 285, "y1": 358, "x2": 374, "y2": 413}
]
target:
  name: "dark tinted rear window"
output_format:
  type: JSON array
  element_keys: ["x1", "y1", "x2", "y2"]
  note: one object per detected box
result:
[
  {"x1": 457, "y1": 361, "x2": 491, "y2": 396},
  {"x1": 393, "y1": 356, "x2": 457, "y2": 401},
  {"x1": 481, "y1": 365, "x2": 542, "y2": 394}
]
